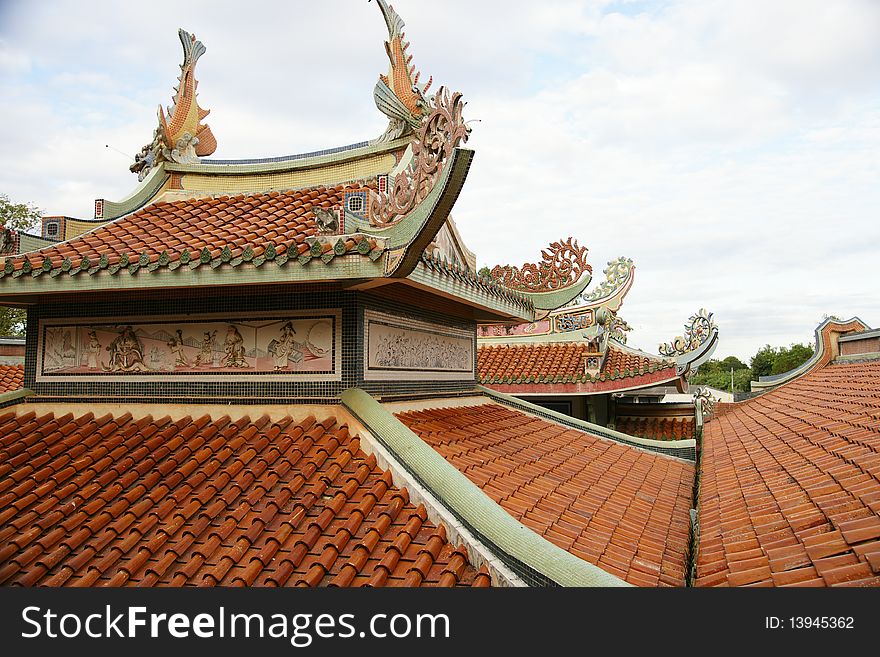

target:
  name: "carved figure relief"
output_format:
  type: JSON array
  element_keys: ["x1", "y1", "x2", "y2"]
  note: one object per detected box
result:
[
  {"x1": 102, "y1": 326, "x2": 147, "y2": 372},
  {"x1": 364, "y1": 310, "x2": 474, "y2": 381},
  {"x1": 38, "y1": 312, "x2": 340, "y2": 381}
]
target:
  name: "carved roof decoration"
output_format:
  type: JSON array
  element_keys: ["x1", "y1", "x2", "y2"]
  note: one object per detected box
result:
[
  {"x1": 477, "y1": 258, "x2": 635, "y2": 342},
  {"x1": 608, "y1": 313, "x2": 632, "y2": 343},
  {"x1": 659, "y1": 309, "x2": 716, "y2": 358},
  {"x1": 369, "y1": 87, "x2": 470, "y2": 227},
  {"x1": 576, "y1": 256, "x2": 634, "y2": 306},
  {"x1": 658, "y1": 308, "x2": 720, "y2": 379},
  {"x1": 489, "y1": 238, "x2": 591, "y2": 293},
  {"x1": 130, "y1": 29, "x2": 217, "y2": 181},
  {"x1": 693, "y1": 386, "x2": 717, "y2": 421},
  {"x1": 370, "y1": 0, "x2": 433, "y2": 144}
]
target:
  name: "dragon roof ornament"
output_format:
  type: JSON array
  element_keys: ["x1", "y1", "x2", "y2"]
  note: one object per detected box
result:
[
  {"x1": 607, "y1": 313, "x2": 632, "y2": 343},
  {"x1": 130, "y1": 29, "x2": 217, "y2": 181},
  {"x1": 659, "y1": 309, "x2": 717, "y2": 357},
  {"x1": 489, "y1": 238, "x2": 591, "y2": 293},
  {"x1": 369, "y1": 86, "x2": 469, "y2": 227},
  {"x1": 370, "y1": 0, "x2": 432, "y2": 144}
]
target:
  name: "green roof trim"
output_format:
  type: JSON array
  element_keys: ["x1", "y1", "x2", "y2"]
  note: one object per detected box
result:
[
  {"x1": 516, "y1": 273, "x2": 593, "y2": 311},
  {"x1": 365, "y1": 148, "x2": 474, "y2": 278},
  {"x1": 0, "y1": 387, "x2": 35, "y2": 410},
  {"x1": 341, "y1": 387, "x2": 629, "y2": 587},
  {"x1": 164, "y1": 136, "x2": 410, "y2": 176},
  {"x1": 99, "y1": 163, "x2": 170, "y2": 221},
  {"x1": 477, "y1": 385, "x2": 696, "y2": 458}
]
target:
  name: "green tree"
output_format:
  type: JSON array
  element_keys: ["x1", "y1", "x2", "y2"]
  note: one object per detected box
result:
[
  {"x1": 750, "y1": 345, "x2": 777, "y2": 379},
  {"x1": 690, "y1": 357, "x2": 751, "y2": 392},
  {"x1": 0, "y1": 193, "x2": 42, "y2": 232},
  {"x1": 0, "y1": 193, "x2": 42, "y2": 336},
  {"x1": 771, "y1": 343, "x2": 813, "y2": 375},
  {"x1": 0, "y1": 308, "x2": 26, "y2": 336},
  {"x1": 719, "y1": 355, "x2": 748, "y2": 371}
]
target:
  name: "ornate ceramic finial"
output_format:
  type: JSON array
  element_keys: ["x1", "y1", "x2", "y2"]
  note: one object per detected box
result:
[
  {"x1": 370, "y1": 0, "x2": 433, "y2": 143},
  {"x1": 578, "y1": 257, "x2": 634, "y2": 304},
  {"x1": 608, "y1": 313, "x2": 632, "y2": 343},
  {"x1": 659, "y1": 308, "x2": 717, "y2": 357},
  {"x1": 369, "y1": 86, "x2": 469, "y2": 226},
  {"x1": 694, "y1": 386, "x2": 718, "y2": 420},
  {"x1": 130, "y1": 29, "x2": 217, "y2": 180},
  {"x1": 488, "y1": 238, "x2": 592, "y2": 292}
]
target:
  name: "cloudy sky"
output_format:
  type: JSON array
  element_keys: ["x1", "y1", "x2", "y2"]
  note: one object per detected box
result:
[{"x1": 1, "y1": 0, "x2": 878, "y2": 359}]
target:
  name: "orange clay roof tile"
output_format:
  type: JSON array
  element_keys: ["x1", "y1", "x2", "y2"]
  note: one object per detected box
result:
[
  {"x1": 3, "y1": 183, "x2": 379, "y2": 275},
  {"x1": 0, "y1": 410, "x2": 489, "y2": 587},
  {"x1": 616, "y1": 416, "x2": 695, "y2": 442},
  {"x1": 0, "y1": 365, "x2": 23, "y2": 393},
  {"x1": 396, "y1": 403, "x2": 694, "y2": 586},
  {"x1": 477, "y1": 343, "x2": 675, "y2": 389},
  {"x1": 697, "y1": 360, "x2": 880, "y2": 587}
]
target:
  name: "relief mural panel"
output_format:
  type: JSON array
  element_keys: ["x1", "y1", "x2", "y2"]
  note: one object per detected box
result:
[
  {"x1": 476, "y1": 319, "x2": 552, "y2": 338},
  {"x1": 37, "y1": 310, "x2": 341, "y2": 382},
  {"x1": 364, "y1": 310, "x2": 474, "y2": 381}
]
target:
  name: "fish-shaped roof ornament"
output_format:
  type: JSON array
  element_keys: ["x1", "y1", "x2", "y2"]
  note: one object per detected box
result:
[
  {"x1": 370, "y1": 0, "x2": 433, "y2": 144},
  {"x1": 131, "y1": 29, "x2": 217, "y2": 180}
]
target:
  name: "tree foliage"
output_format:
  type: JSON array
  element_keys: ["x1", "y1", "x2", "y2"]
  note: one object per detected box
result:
[
  {"x1": 0, "y1": 193, "x2": 42, "y2": 232},
  {"x1": 691, "y1": 342, "x2": 814, "y2": 392},
  {"x1": 0, "y1": 194, "x2": 41, "y2": 337},
  {"x1": 690, "y1": 356, "x2": 751, "y2": 392},
  {"x1": 0, "y1": 308, "x2": 26, "y2": 336}
]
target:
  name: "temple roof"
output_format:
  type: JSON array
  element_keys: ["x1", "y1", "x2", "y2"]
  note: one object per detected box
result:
[
  {"x1": 0, "y1": 8, "x2": 599, "y2": 320},
  {"x1": 697, "y1": 357, "x2": 880, "y2": 587},
  {"x1": 395, "y1": 401, "x2": 694, "y2": 586},
  {"x1": 1, "y1": 184, "x2": 382, "y2": 278},
  {"x1": 477, "y1": 342, "x2": 678, "y2": 393},
  {"x1": 0, "y1": 409, "x2": 490, "y2": 587}
]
